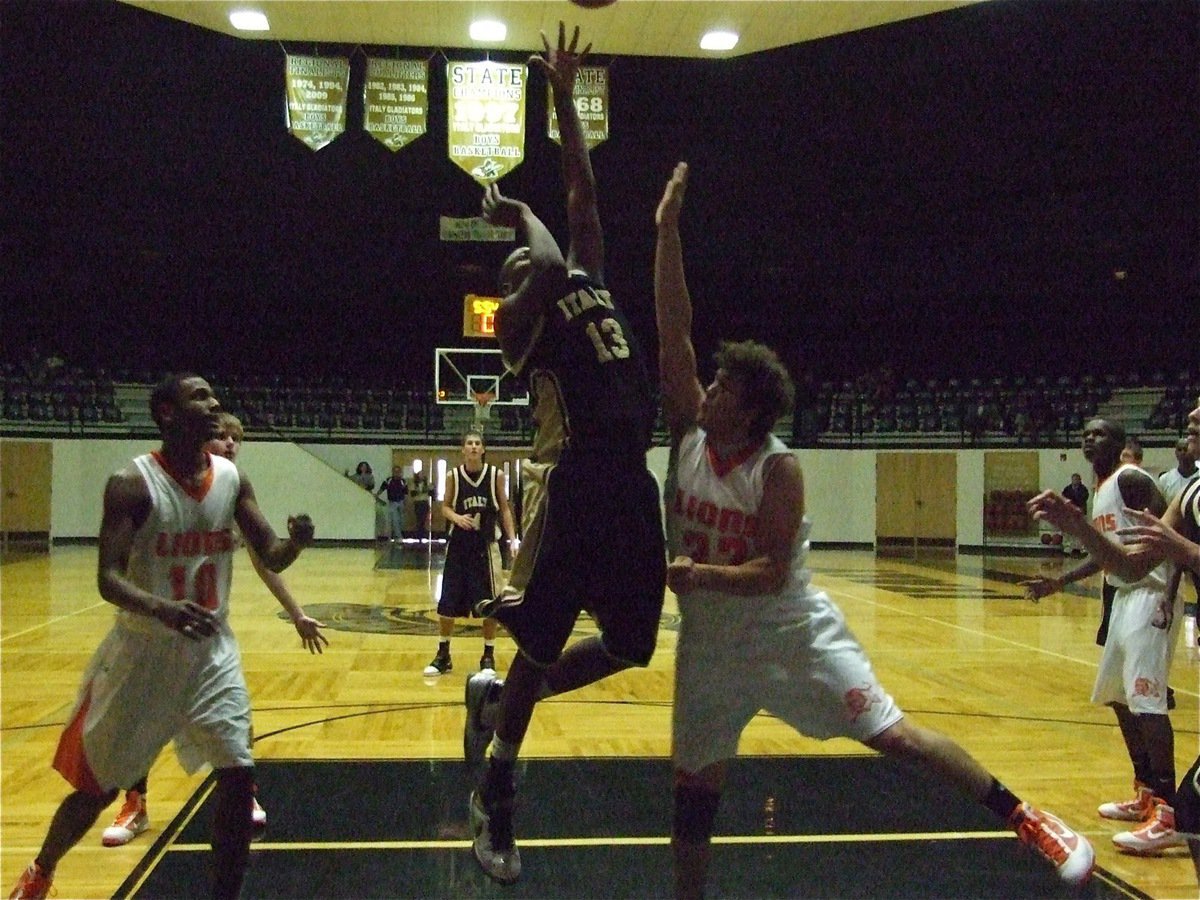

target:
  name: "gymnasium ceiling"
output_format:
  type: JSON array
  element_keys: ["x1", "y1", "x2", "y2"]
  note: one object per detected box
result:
[{"x1": 118, "y1": 1, "x2": 979, "y2": 59}]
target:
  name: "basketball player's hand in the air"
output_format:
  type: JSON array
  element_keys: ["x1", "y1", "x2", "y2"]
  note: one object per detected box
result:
[
  {"x1": 1027, "y1": 490, "x2": 1084, "y2": 534},
  {"x1": 481, "y1": 183, "x2": 529, "y2": 228},
  {"x1": 1119, "y1": 507, "x2": 1198, "y2": 567},
  {"x1": 656, "y1": 162, "x2": 689, "y2": 229},
  {"x1": 160, "y1": 599, "x2": 218, "y2": 640},
  {"x1": 531, "y1": 22, "x2": 590, "y2": 97},
  {"x1": 288, "y1": 514, "x2": 315, "y2": 548},
  {"x1": 1018, "y1": 575, "x2": 1062, "y2": 604},
  {"x1": 292, "y1": 614, "x2": 329, "y2": 654},
  {"x1": 667, "y1": 555, "x2": 700, "y2": 595}
]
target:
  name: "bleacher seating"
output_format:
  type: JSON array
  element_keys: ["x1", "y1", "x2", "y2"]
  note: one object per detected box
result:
[{"x1": 3, "y1": 356, "x2": 1195, "y2": 448}]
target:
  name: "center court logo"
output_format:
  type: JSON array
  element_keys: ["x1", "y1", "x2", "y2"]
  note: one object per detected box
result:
[{"x1": 284, "y1": 603, "x2": 682, "y2": 636}]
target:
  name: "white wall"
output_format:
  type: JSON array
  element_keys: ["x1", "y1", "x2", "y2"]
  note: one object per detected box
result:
[
  {"x1": 48, "y1": 439, "x2": 378, "y2": 541},
  {"x1": 38, "y1": 438, "x2": 1184, "y2": 545}
]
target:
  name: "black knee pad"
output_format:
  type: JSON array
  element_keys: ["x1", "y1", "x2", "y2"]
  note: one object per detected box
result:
[{"x1": 673, "y1": 781, "x2": 720, "y2": 842}]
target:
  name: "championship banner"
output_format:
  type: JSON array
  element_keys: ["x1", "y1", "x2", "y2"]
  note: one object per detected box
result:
[
  {"x1": 284, "y1": 55, "x2": 350, "y2": 151},
  {"x1": 547, "y1": 66, "x2": 608, "y2": 149},
  {"x1": 439, "y1": 216, "x2": 516, "y2": 242},
  {"x1": 364, "y1": 58, "x2": 428, "y2": 151},
  {"x1": 447, "y1": 60, "x2": 527, "y2": 185}
]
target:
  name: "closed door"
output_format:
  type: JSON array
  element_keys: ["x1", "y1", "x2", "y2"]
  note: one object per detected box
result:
[
  {"x1": 1, "y1": 440, "x2": 52, "y2": 536},
  {"x1": 876, "y1": 452, "x2": 956, "y2": 548}
]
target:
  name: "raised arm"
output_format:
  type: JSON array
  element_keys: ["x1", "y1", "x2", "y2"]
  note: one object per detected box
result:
[
  {"x1": 654, "y1": 162, "x2": 703, "y2": 440},
  {"x1": 532, "y1": 22, "x2": 602, "y2": 278},
  {"x1": 482, "y1": 184, "x2": 567, "y2": 363},
  {"x1": 233, "y1": 473, "x2": 314, "y2": 573}
]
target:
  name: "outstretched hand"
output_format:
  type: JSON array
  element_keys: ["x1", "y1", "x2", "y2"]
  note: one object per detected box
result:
[
  {"x1": 1026, "y1": 490, "x2": 1084, "y2": 534},
  {"x1": 656, "y1": 162, "x2": 689, "y2": 228},
  {"x1": 530, "y1": 22, "x2": 591, "y2": 95},
  {"x1": 481, "y1": 183, "x2": 527, "y2": 227},
  {"x1": 293, "y1": 614, "x2": 329, "y2": 654},
  {"x1": 1018, "y1": 575, "x2": 1062, "y2": 604},
  {"x1": 1118, "y1": 506, "x2": 1200, "y2": 569}
]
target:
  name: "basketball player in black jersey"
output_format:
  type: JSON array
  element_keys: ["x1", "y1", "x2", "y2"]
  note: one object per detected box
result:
[{"x1": 462, "y1": 23, "x2": 667, "y2": 885}]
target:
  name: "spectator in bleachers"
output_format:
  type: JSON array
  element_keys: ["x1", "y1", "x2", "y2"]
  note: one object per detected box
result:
[{"x1": 346, "y1": 461, "x2": 375, "y2": 491}]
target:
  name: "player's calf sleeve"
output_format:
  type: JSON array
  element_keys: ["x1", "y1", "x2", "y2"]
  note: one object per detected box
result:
[{"x1": 673, "y1": 782, "x2": 721, "y2": 843}]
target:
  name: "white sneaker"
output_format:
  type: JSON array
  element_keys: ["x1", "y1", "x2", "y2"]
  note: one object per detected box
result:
[
  {"x1": 469, "y1": 789, "x2": 520, "y2": 884},
  {"x1": 102, "y1": 790, "x2": 150, "y2": 847},
  {"x1": 1009, "y1": 803, "x2": 1094, "y2": 887},
  {"x1": 1098, "y1": 783, "x2": 1155, "y2": 821},
  {"x1": 1113, "y1": 802, "x2": 1188, "y2": 855}
]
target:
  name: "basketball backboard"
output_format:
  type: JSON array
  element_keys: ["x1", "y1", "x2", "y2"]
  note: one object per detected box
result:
[{"x1": 434, "y1": 347, "x2": 528, "y2": 407}]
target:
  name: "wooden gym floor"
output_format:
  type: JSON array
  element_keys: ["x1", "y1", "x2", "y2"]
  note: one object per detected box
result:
[{"x1": 2, "y1": 544, "x2": 1197, "y2": 898}]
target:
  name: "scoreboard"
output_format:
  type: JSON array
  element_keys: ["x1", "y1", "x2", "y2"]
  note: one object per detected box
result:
[{"x1": 462, "y1": 293, "x2": 500, "y2": 339}]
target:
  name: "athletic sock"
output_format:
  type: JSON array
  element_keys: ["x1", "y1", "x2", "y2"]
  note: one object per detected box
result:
[{"x1": 982, "y1": 778, "x2": 1022, "y2": 821}]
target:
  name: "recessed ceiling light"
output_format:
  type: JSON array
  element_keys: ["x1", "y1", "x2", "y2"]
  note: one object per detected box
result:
[
  {"x1": 700, "y1": 30, "x2": 739, "y2": 52},
  {"x1": 470, "y1": 20, "x2": 507, "y2": 43},
  {"x1": 229, "y1": 9, "x2": 269, "y2": 31}
]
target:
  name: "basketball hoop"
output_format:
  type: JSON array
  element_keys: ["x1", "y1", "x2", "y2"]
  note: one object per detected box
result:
[{"x1": 472, "y1": 390, "x2": 496, "y2": 427}]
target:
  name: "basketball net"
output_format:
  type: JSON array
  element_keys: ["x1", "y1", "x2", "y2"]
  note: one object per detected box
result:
[{"x1": 472, "y1": 390, "x2": 496, "y2": 427}]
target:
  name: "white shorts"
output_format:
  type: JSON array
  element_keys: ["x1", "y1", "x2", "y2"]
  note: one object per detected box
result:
[
  {"x1": 672, "y1": 591, "x2": 903, "y2": 774},
  {"x1": 1092, "y1": 583, "x2": 1183, "y2": 715},
  {"x1": 54, "y1": 619, "x2": 252, "y2": 793}
]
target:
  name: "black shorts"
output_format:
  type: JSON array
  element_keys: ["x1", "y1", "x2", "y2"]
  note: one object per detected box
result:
[
  {"x1": 1176, "y1": 755, "x2": 1200, "y2": 835},
  {"x1": 437, "y1": 538, "x2": 501, "y2": 618},
  {"x1": 495, "y1": 457, "x2": 666, "y2": 667}
]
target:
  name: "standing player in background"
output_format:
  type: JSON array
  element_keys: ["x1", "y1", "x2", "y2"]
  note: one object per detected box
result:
[
  {"x1": 1029, "y1": 418, "x2": 1185, "y2": 855},
  {"x1": 461, "y1": 23, "x2": 667, "y2": 886},
  {"x1": 1022, "y1": 424, "x2": 1175, "y2": 706},
  {"x1": 1117, "y1": 395, "x2": 1200, "y2": 880},
  {"x1": 1159, "y1": 436, "x2": 1199, "y2": 503},
  {"x1": 8, "y1": 375, "x2": 315, "y2": 900},
  {"x1": 1158, "y1": 435, "x2": 1200, "y2": 605},
  {"x1": 423, "y1": 429, "x2": 516, "y2": 676},
  {"x1": 654, "y1": 162, "x2": 1093, "y2": 896},
  {"x1": 100, "y1": 411, "x2": 328, "y2": 848}
]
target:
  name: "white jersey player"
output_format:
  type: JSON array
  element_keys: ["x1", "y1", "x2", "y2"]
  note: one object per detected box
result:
[
  {"x1": 8, "y1": 373, "x2": 314, "y2": 900},
  {"x1": 654, "y1": 162, "x2": 1092, "y2": 898}
]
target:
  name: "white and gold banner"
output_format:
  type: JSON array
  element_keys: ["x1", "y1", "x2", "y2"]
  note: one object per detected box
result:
[
  {"x1": 284, "y1": 55, "x2": 350, "y2": 151},
  {"x1": 547, "y1": 66, "x2": 608, "y2": 150},
  {"x1": 447, "y1": 60, "x2": 527, "y2": 185},
  {"x1": 364, "y1": 58, "x2": 428, "y2": 151},
  {"x1": 439, "y1": 216, "x2": 516, "y2": 242}
]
